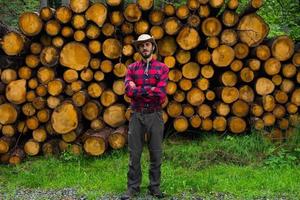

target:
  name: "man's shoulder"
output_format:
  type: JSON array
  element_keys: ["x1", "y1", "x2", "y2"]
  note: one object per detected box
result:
[
  {"x1": 152, "y1": 60, "x2": 168, "y2": 70},
  {"x1": 128, "y1": 61, "x2": 142, "y2": 70}
]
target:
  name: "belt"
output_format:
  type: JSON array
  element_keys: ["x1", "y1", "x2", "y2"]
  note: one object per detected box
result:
[{"x1": 133, "y1": 107, "x2": 162, "y2": 114}]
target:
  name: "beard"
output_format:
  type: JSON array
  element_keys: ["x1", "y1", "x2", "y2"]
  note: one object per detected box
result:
[{"x1": 141, "y1": 48, "x2": 154, "y2": 59}]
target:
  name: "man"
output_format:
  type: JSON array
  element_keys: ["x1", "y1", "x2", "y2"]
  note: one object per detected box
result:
[{"x1": 121, "y1": 34, "x2": 169, "y2": 200}]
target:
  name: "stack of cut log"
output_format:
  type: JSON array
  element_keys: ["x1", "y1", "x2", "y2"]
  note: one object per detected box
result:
[{"x1": 0, "y1": 0, "x2": 299, "y2": 164}]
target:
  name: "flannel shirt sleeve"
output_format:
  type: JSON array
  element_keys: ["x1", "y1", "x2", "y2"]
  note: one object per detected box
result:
[
  {"x1": 145, "y1": 64, "x2": 169, "y2": 102},
  {"x1": 124, "y1": 64, "x2": 147, "y2": 98}
]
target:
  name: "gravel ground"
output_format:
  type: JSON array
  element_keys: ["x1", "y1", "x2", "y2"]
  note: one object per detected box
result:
[
  {"x1": 0, "y1": 188, "x2": 291, "y2": 200},
  {"x1": 0, "y1": 188, "x2": 209, "y2": 200}
]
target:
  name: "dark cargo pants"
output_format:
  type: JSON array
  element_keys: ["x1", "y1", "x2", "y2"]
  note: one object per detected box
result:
[{"x1": 127, "y1": 110, "x2": 164, "y2": 192}]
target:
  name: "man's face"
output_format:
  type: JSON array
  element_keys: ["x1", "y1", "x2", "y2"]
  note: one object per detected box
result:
[{"x1": 138, "y1": 41, "x2": 154, "y2": 58}]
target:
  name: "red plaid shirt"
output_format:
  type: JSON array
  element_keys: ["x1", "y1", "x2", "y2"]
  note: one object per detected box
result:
[{"x1": 125, "y1": 58, "x2": 169, "y2": 111}]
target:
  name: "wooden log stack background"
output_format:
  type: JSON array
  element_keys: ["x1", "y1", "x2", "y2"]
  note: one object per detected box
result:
[{"x1": 0, "y1": 0, "x2": 300, "y2": 164}]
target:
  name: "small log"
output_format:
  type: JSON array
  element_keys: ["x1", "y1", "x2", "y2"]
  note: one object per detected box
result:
[
  {"x1": 173, "y1": 116, "x2": 188, "y2": 132},
  {"x1": 271, "y1": 36, "x2": 294, "y2": 61},
  {"x1": 198, "y1": 5, "x2": 210, "y2": 18},
  {"x1": 182, "y1": 105, "x2": 194, "y2": 118},
  {"x1": 228, "y1": 117, "x2": 246, "y2": 134},
  {"x1": 45, "y1": 20, "x2": 61, "y2": 36},
  {"x1": 150, "y1": 26, "x2": 164, "y2": 40},
  {"x1": 196, "y1": 78, "x2": 209, "y2": 91},
  {"x1": 212, "y1": 45, "x2": 235, "y2": 67},
  {"x1": 215, "y1": 102, "x2": 230, "y2": 116},
  {"x1": 40, "y1": 7, "x2": 54, "y2": 21},
  {"x1": 108, "y1": 126, "x2": 128, "y2": 149},
  {"x1": 232, "y1": 100, "x2": 249, "y2": 117},
  {"x1": 182, "y1": 62, "x2": 200, "y2": 79},
  {"x1": 234, "y1": 43, "x2": 249, "y2": 59},
  {"x1": 187, "y1": 15, "x2": 201, "y2": 28},
  {"x1": 201, "y1": 65, "x2": 214, "y2": 78},
  {"x1": 82, "y1": 101, "x2": 102, "y2": 121},
  {"x1": 280, "y1": 79, "x2": 294, "y2": 93},
  {"x1": 149, "y1": 9, "x2": 165, "y2": 26},
  {"x1": 222, "y1": 10, "x2": 239, "y2": 27},
  {"x1": 230, "y1": 60, "x2": 243, "y2": 72},
  {"x1": 9, "y1": 148, "x2": 25, "y2": 165},
  {"x1": 189, "y1": 115, "x2": 202, "y2": 128},
  {"x1": 24, "y1": 139, "x2": 40, "y2": 156},
  {"x1": 213, "y1": 116, "x2": 227, "y2": 132},
  {"x1": 282, "y1": 64, "x2": 296, "y2": 78},
  {"x1": 1, "y1": 69, "x2": 17, "y2": 84},
  {"x1": 164, "y1": 4, "x2": 176, "y2": 16},
  {"x1": 291, "y1": 88, "x2": 300, "y2": 106},
  {"x1": 158, "y1": 36, "x2": 177, "y2": 57},
  {"x1": 60, "y1": 26, "x2": 73, "y2": 38},
  {"x1": 121, "y1": 22, "x2": 134, "y2": 35},
  {"x1": 201, "y1": 17, "x2": 222, "y2": 37},
  {"x1": 6, "y1": 79, "x2": 26, "y2": 104},
  {"x1": 70, "y1": 0, "x2": 89, "y2": 13},
  {"x1": 164, "y1": 17, "x2": 182, "y2": 36},
  {"x1": 237, "y1": 13, "x2": 269, "y2": 47},
  {"x1": 176, "y1": 5, "x2": 190, "y2": 20},
  {"x1": 2, "y1": 125, "x2": 16, "y2": 137},
  {"x1": 239, "y1": 85, "x2": 254, "y2": 103},
  {"x1": 255, "y1": 78, "x2": 275, "y2": 96},
  {"x1": 83, "y1": 128, "x2": 113, "y2": 156},
  {"x1": 37, "y1": 108, "x2": 51, "y2": 123},
  {"x1": 134, "y1": 20, "x2": 150, "y2": 35},
  {"x1": 85, "y1": 3, "x2": 107, "y2": 27},
  {"x1": 40, "y1": 46, "x2": 59, "y2": 67},
  {"x1": 220, "y1": 71, "x2": 237, "y2": 87},
  {"x1": 240, "y1": 67, "x2": 254, "y2": 83},
  {"x1": 201, "y1": 118, "x2": 213, "y2": 131},
  {"x1": 25, "y1": 54, "x2": 40, "y2": 69},
  {"x1": 220, "y1": 87, "x2": 239, "y2": 104},
  {"x1": 103, "y1": 39, "x2": 122, "y2": 59},
  {"x1": 112, "y1": 79, "x2": 125, "y2": 96},
  {"x1": 90, "y1": 118, "x2": 106, "y2": 131},
  {"x1": 42, "y1": 139, "x2": 60, "y2": 156},
  {"x1": 124, "y1": 4, "x2": 142, "y2": 22},
  {"x1": 167, "y1": 101, "x2": 182, "y2": 118},
  {"x1": 55, "y1": 6, "x2": 72, "y2": 24},
  {"x1": 220, "y1": 29, "x2": 238, "y2": 46},
  {"x1": 274, "y1": 90, "x2": 288, "y2": 104},
  {"x1": 88, "y1": 40, "x2": 102, "y2": 54},
  {"x1": 74, "y1": 30, "x2": 85, "y2": 42},
  {"x1": 18, "y1": 12, "x2": 43, "y2": 36},
  {"x1": 187, "y1": 88, "x2": 205, "y2": 106},
  {"x1": 1, "y1": 32, "x2": 25, "y2": 56},
  {"x1": 197, "y1": 104, "x2": 212, "y2": 119},
  {"x1": 255, "y1": 44, "x2": 271, "y2": 61},
  {"x1": 263, "y1": 113, "x2": 276, "y2": 127},
  {"x1": 33, "y1": 127, "x2": 47, "y2": 142},
  {"x1": 103, "y1": 104, "x2": 126, "y2": 128},
  {"x1": 227, "y1": 0, "x2": 239, "y2": 10},
  {"x1": 173, "y1": 90, "x2": 185, "y2": 103},
  {"x1": 196, "y1": 49, "x2": 211, "y2": 65},
  {"x1": 175, "y1": 49, "x2": 191, "y2": 64}
]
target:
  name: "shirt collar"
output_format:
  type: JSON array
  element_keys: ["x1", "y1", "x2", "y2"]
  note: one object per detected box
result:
[{"x1": 140, "y1": 57, "x2": 156, "y2": 65}]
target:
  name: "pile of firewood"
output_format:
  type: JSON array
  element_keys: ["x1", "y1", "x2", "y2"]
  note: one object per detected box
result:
[{"x1": 0, "y1": 0, "x2": 299, "y2": 164}]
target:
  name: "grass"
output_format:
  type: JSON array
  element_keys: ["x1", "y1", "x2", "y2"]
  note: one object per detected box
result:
[{"x1": 0, "y1": 131, "x2": 300, "y2": 199}]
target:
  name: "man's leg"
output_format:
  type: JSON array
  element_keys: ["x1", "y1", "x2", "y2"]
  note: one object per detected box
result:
[
  {"x1": 127, "y1": 112, "x2": 145, "y2": 192},
  {"x1": 146, "y1": 111, "x2": 164, "y2": 192}
]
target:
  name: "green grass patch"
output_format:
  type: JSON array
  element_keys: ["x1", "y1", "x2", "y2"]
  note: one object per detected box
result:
[{"x1": 1, "y1": 133, "x2": 300, "y2": 199}]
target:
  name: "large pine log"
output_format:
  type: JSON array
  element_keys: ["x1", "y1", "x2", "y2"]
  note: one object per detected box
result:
[{"x1": 51, "y1": 101, "x2": 79, "y2": 134}]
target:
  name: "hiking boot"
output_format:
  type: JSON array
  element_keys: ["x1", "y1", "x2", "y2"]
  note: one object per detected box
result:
[
  {"x1": 120, "y1": 189, "x2": 139, "y2": 200},
  {"x1": 148, "y1": 188, "x2": 165, "y2": 199}
]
